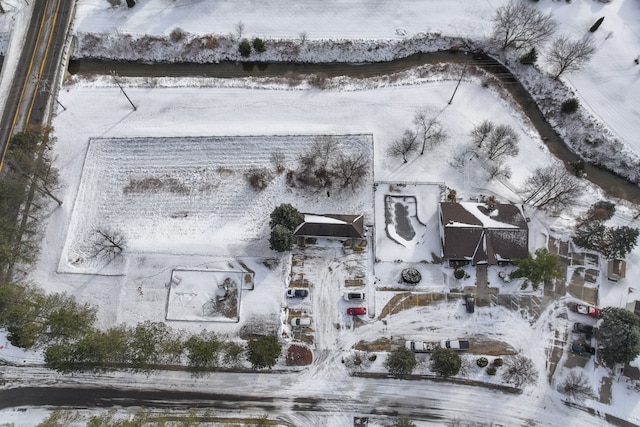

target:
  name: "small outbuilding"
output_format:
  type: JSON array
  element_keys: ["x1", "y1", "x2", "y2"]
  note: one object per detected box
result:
[
  {"x1": 607, "y1": 258, "x2": 627, "y2": 282},
  {"x1": 294, "y1": 213, "x2": 365, "y2": 247}
]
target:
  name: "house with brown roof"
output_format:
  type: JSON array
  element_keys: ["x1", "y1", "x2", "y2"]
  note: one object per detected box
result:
[
  {"x1": 438, "y1": 202, "x2": 528, "y2": 266},
  {"x1": 294, "y1": 213, "x2": 365, "y2": 247}
]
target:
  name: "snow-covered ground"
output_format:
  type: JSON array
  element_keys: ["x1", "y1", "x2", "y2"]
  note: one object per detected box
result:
[{"x1": 2, "y1": 0, "x2": 640, "y2": 425}]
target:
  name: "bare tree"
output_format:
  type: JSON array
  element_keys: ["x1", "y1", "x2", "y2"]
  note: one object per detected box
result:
[
  {"x1": 91, "y1": 228, "x2": 127, "y2": 261},
  {"x1": 547, "y1": 35, "x2": 596, "y2": 80},
  {"x1": 413, "y1": 110, "x2": 446, "y2": 154},
  {"x1": 332, "y1": 152, "x2": 369, "y2": 190},
  {"x1": 296, "y1": 136, "x2": 339, "y2": 189},
  {"x1": 558, "y1": 370, "x2": 595, "y2": 403},
  {"x1": 270, "y1": 150, "x2": 285, "y2": 173},
  {"x1": 235, "y1": 21, "x2": 245, "y2": 39},
  {"x1": 522, "y1": 165, "x2": 584, "y2": 213},
  {"x1": 487, "y1": 162, "x2": 512, "y2": 180},
  {"x1": 501, "y1": 356, "x2": 538, "y2": 387},
  {"x1": 492, "y1": 1, "x2": 557, "y2": 50},
  {"x1": 470, "y1": 120, "x2": 494, "y2": 149},
  {"x1": 483, "y1": 124, "x2": 519, "y2": 161},
  {"x1": 388, "y1": 130, "x2": 418, "y2": 163}
]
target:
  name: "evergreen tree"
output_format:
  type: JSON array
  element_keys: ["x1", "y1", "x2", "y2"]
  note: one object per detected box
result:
[
  {"x1": 603, "y1": 226, "x2": 639, "y2": 259},
  {"x1": 126, "y1": 0, "x2": 136, "y2": 7},
  {"x1": 252, "y1": 37, "x2": 266, "y2": 53},
  {"x1": 589, "y1": 17, "x2": 604, "y2": 33},
  {"x1": 384, "y1": 346, "x2": 417, "y2": 376},
  {"x1": 519, "y1": 47, "x2": 538, "y2": 65},
  {"x1": 269, "y1": 225, "x2": 294, "y2": 252},
  {"x1": 269, "y1": 203, "x2": 300, "y2": 231},
  {"x1": 595, "y1": 307, "x2": 640, "y2": 367},
  {"x1": 511, "y1": 248, "x2": 563, "y2": 290},
  {"x1": 247, "y1": 335, "x2": 281, "y2": 369},
  {"x1": 239, "y1": 39, "x2": 252, "y2": 57},
  {"x1": 573, "y1": 220, "x2": 607, "y2": 252},
  {"x1": 430, "y1": 348, "x2": 461, "y2": 378},
  {"x1": 184, "y1": 331, "x2": 221, "y2": 372}
]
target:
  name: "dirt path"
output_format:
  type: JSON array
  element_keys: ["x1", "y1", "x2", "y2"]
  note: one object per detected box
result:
[{"x1": 68, "y1": 51, "x2": 640, "y2": 204}]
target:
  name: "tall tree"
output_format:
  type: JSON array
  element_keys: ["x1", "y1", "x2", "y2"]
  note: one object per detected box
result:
[
  {"x1": 269, "y1": 224, "x2": 294, "y2": 252},
  {"x1": 470, "y1": 120, "x2": 494, "y2": 148},
  {"x1": 184, "y1": 331, "x2": 221, "y2": 372},
  {"x1": 247, "y1": 335, "x2": 281, "y2": 369},
  {"x1": 511, "y1": 248, "x2": 563, "y2": 290},
  {"x1": 596, "y1": 307, "x2": 640, "y2": 368},
  {"x1": 430, "y1": 348, "x2": 461, "y2": 378},
  {"x1": 384, "y1": 346, "x2": 417, "y2": 376},
  {"x1": 388, "y1": 130, "x2": 418, "y2": 163},
  {"x1": 414, "y1": 110, "x2": 446, "y2": 154},
  {"x1": 269, "y1": 203, "x2": 300, "y2": 231},
  {"x1": 547, "y1": 35, "x2": 596, "y2": 79},
  {"x1": 483, "y1": 124, "x2": 519, "y2": 161},
  {"x1": 522, "y1": 165, "x2": 584, "y2": 214},
  {"x1": 331, "y1": 152, "x2": 368, "y2": 190},
  {"x1": 502, "y1": 356, "x2": 538, "y2": 387},
  {"x1": 558, "y1": 370, "x2": 595, "y2": 403},
  {"x1": 491, "y1": 1, "x2": 557, "y2": 50}
]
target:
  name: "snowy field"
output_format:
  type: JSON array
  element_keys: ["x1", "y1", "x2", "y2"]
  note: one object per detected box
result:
[{"x1": 3, "y1": 0, "x2": 640, "y2": 425}]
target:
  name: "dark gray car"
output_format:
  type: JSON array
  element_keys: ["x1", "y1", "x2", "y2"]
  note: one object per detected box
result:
[{"x1": 573, "y1": 322, "x2": 594, "y2": 337}]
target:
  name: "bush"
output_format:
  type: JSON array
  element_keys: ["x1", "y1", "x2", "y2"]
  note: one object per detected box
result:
[
  {"x1": 486, "y1": 366, "x2": 497, "y2": 375},
  {"x1": 384, "y1": 346, "x2": 417, "y2": 376},
  {"x1": 476, "y1": 357, "x2": 489, "y2": 367},
  {"x1": 454, "y1": 268, "x2": 465, "y2": 280},
  {"x1": 252, "y1": 37, "x2": 266, "y2": 53},
  {"x1": 170, "y1": 28, "x2": 187, "y2": 42},
  {"x1": 431, "y1": 348, "x2": 461, "y2": 377},
  {"x1": 126, "y1": 0, "x2": 135, "y2": 7},
  {"x1": 309, "y1": 73, "x2": 329, "y2": 89},
  {"x1": 519, "y1": 47, "x2": 537, "y2": 65},
  {"x1": 246, "y1": 168, "x2": 273, "y2": 190},
  {"x1": 368, "y1": 354, "x2": 377, "y2": 362},
  {"x1": 238, "y1": 39, "x2": 252, "y2": 57},
  {"x1": 493, "y1": 358, "x2": 503, "y2": 367},
  {"x1": 561, "y1": 98, "x2": 579, "y2": 114}
]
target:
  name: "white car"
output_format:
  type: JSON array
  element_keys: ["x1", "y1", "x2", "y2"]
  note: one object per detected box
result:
[{"x1": 290, "y1": 317, "x2": 311, "y2": 327}]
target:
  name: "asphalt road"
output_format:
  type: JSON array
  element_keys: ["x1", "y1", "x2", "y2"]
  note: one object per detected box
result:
[
  {"x1": 69, "y1": 51, "x2": 640, "y2": 204},
  {"x1": 0, "y1": 0, "x2": 75, "y2": 172}
]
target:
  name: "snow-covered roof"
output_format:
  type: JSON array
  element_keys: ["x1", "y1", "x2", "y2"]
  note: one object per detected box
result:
[
  {"x1": 440, "y1": 202, "x2": 528, "y2": 265},
  {"x1": 294, "y1": 213, "x2": 364, "y2": 239}
]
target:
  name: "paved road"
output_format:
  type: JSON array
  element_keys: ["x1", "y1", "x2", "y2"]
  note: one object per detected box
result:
[
  {"x1": 68, "y1": 51, "x2": 640, "y2": 204},
  {"x1": 0, "y1": 0, "x2": 74, "y2": 172}
]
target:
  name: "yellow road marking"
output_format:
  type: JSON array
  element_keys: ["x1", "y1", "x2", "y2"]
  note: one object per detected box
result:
[{"x1": 0, "y1": 0, "x2": 54, "y2": 172}]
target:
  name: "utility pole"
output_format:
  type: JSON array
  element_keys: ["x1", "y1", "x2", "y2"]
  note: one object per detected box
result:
[
  {"x1": 448, "y1": 63, "x2": 467, "y2": 105},
  {"x1": 111, "y1": 71, "x2": 137, "y2": 111},
  {"x1": 39, "y1": 79, "x2": 66, "y2": 111}
]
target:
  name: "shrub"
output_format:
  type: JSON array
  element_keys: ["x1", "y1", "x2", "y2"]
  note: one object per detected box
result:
[
  {"x1": 252, "y1": 37, "x2": 266, "y2": 52},
  {"x1": 493, "y1": 358, "x2": 503, "y2": 367},
  {"x1": 561, "y1": 98, "x2": 579, "y2": 114},
  {"x1": 170, "y1": 28, "x2": 187, "y2": 42},
  {"x1": 125, "y1": 0, "x2": 135, "y2": 7},
  {"x1": 107, "y1": 0, "x2": 121, "y2": 7},
  {"x1": 476, "y1": 357, "x2": 489, "y2": 367},
  {"x1": 519, "y1": 47, "x2": 537, "y2": 65},
  {"x1": 454, "y1": 268, "x2": 465, "y2": 280},
  {"x1": 246, "y1": 168, "x2": 273, "y2": 190},
  {"x1": 384, "y1": 346, "x2": 417, "y2": 376},
  {"x1": 431, "y1": 348, "x2": 461, "y2": 377},
  {"x1": 238, "y1": 39, "x2": 252, "y2": 57},
  {"x1": 486, "y1": 366, "x2": 497, "y2": 375},
  {"x1": 309, "y1": 73, "x2": 329, "y2": 89},
  {"x1": 368, "y1": 354, "x2": 377, "y2": 362}
]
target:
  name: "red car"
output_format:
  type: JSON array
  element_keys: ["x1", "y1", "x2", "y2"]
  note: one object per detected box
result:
[
  {"x1": 347, "y1": 307, "x2": 366, "y2": 315},
  {"x1": 571, "y1": 303, "x2": 603, "y2": 318}
]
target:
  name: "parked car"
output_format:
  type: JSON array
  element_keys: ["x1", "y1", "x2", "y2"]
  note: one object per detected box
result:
[
  {"x1": 573, "y1": 322, "x2": 594, "y2": 337},
  {"x1": 440, "y1": 339, "x2": 470, "y2": 350},
  {"x1": 290, "y1": 317, "x2": 311, "y2": 327},
  {"x1": 343, "y1": 291, "x2": 365, "y2": 301},
  {"x1": 347, "y1": 307, "x2": 366, "y2": 316},
  {"x1": 405, "y1": 341, "x2": 438, "y2": 353},
  {"x1": 286, "y1": 288, "x2": 309, "y2": 298},
  {"x1": 571, "y1": 343, "x2": 596, "y2": 356},
  {"x1": 464, "y1": 294, "x2": 475, "y2": 313},
  {"x1": 570, "y1": 303, "x2": 603, "y2": 318}
]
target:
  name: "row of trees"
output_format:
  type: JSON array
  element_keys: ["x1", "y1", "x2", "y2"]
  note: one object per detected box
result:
[
  {"x1": 573, "y1": 201, "x2": 639, "y2": 260},
  {"x1": 492, "y1": 1, "x2": 596, "y2": 79},
  {"x1": 383, "y1": 346, "x2": 538, "y2": 387},
  {"x1": 44, "y1": 321, "x2": 281, "y2": 373}
]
